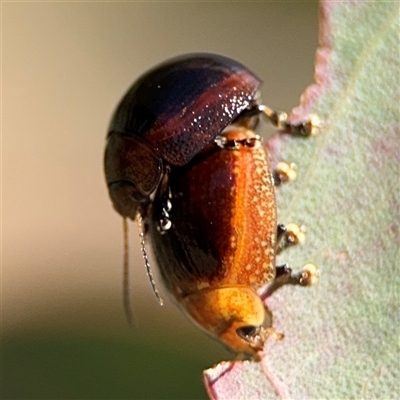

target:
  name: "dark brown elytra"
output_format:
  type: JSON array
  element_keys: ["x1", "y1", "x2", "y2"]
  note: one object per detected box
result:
[{"x1": 104, "y1": 53, "x2": 261, "y2": 220}]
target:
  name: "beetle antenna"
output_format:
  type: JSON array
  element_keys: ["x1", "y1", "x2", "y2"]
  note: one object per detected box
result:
[
  {"x1": 122, "y1": 217, "x2": 135, "y2": 325},
  {"x1": 137, "y1": 214, "x2": 164, "y2": 306}
]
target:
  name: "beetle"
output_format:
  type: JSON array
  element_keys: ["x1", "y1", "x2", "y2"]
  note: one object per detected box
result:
[{"x1": 104, "y1": 53, "x2": 319, "y2": 357}]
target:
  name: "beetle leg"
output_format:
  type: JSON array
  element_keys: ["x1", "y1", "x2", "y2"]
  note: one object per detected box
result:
[
  {"x1": 275, "y1": 223, "x2": 306, "y2": 254},
  {"x1": 258, "y1": 105, "x2": 321, "y2": 137},
  {"x1": 158, "y1": 198, "x2": 172, "y2": 233},
  {"x1": 233, "y1": 104, "x2": 321, "y2": 136},
  {"x1": 156, "y1": 168, "x2": 173, "y2": 234},
  {"x1": 231, "y1": 101, "x2": 265, "y2": 130},
  {"x1": 260, "y1": 263, "x2": 319, "y2": 300},
  {"x1": 273, "y1": 161, "x2": 297, "y2": 186}
]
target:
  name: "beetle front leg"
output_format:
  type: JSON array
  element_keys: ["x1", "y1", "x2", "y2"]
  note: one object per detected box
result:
[
  {"x1": 259, "y1": 263, "x2": 319, "y2": 300},
  {"x1": 259, "y1": 105, "x2": 321, "y2": 137},
  {"x1": 235, "y1": 104, "x2": 321, "y2": 136}
]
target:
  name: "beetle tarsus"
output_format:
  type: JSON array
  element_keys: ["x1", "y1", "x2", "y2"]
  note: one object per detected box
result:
[
  {"x1": 298, "y1": 263, "x2": 320, "y2": 286},
  {"x1": 237, "y1": 103, "x2": 321, "y2": 137},
  {"x1": 259, "y1": 106, "x2": 321, "y2": 137},
  {"x1": 275, "y1": 223, "x2": 306, "y2": 254},
  {"x1": 273, "y1": 162, "x2": 297, "y2": 186},
  {"x1": 260, "y1": 263, "x2": 319, "y2": 300},
  {"x1": 281, "y1": 113, "x2": 322, "y2": 137}
]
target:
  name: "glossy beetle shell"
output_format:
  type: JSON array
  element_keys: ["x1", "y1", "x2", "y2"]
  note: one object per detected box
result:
[
  {"x1": 147, "y1": 128, "x2": 277, "y2": 354},
  {"x1": 104, "y1": 54, "x2": 261, "y2": 219},
  {"x1": 105, "y1": 54, "x2": 320, "y2": 356}
]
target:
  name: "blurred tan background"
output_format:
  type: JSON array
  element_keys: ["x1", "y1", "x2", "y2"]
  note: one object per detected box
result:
[{"x1": 3, "y1": 2, "x2": 318, "y2": 399}]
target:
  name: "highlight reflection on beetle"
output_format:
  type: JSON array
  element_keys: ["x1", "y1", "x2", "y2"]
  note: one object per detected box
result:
[{"x1": 104, "y1": 53, "x2": 319, "y2": 357}]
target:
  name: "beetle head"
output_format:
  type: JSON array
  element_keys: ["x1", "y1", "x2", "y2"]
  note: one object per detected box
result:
[
  {"x1": 181, "y1": 286, "x2": 273, "y2": 355},
  {"x1": 104, "y1": 132, "x2": 163, "y2": 219}
]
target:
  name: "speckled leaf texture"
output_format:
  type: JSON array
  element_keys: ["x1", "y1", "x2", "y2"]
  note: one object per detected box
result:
[{"x1": 203, "y1": 1, "x2": 399, "y2": 399}]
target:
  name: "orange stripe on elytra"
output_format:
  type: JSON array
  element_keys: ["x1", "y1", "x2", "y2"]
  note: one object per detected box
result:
[{"x1": 224, "y1": 143, "x2": 276, "y2": 288}]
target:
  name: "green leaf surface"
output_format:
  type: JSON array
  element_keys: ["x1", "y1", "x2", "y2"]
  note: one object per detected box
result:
[{"x1": 204, "y1": 1, "x2": 399, "y2": 398}]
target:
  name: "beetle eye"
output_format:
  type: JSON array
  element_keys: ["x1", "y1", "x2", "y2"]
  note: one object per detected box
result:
[{"x1": 236, "y1": 325, "x2": 259, "y2": 340}]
